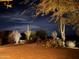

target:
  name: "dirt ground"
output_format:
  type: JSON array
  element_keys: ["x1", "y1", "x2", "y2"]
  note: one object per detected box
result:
[{"x1": 0, "y1": 43, "x2": 79, "y2": 59}]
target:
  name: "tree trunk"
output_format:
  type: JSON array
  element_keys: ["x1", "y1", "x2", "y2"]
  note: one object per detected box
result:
[{"x1": 60, "y1": 17, "x2": 65, "y2": 47}]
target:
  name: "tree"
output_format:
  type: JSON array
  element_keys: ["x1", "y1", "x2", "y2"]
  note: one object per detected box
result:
[
  {"x1": 34, "y1": 0, "x2": 79, "y2": 46},
  {"x1": 74, "y1": 24, "x2": 79, "y2": 36}
]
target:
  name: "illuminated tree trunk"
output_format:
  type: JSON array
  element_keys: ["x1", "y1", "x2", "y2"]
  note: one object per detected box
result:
[{"x1": 60, "y1": 17, "x2": 65, "y2": 47}]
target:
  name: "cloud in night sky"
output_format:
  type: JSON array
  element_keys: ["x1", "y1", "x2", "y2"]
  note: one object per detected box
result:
[{"x1": 0, "y1": 0, "x2": 75, "y2": 35}]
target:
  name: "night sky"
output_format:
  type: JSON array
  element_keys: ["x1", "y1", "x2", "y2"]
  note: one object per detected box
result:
[{"x1": 0, "y1": 0, "x2": 75, "y2": 36}]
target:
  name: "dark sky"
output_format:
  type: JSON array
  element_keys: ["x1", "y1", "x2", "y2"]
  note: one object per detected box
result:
[{"x1": 0, "y1": 0, "x2": 75, "y2": 36}]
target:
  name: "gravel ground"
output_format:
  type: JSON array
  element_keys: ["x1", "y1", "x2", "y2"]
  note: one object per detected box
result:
[{"x1": 0, "y1": 43, "x2": 79, "y2": 59}]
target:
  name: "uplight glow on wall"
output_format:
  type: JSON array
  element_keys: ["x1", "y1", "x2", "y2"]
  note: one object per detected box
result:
[
  {"x1": 0, "y1": 0, "x2": 12, "y2": 2},
  {"x1": 0, "y1": 0, "x2": 13, "y2": 8}
]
